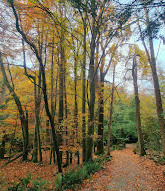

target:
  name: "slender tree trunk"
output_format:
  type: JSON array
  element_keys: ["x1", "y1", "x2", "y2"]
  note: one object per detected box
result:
[
  {"x1": 36, "y1": 72, "x2": 42, "y2": 162},
  {"x1": 50, "y1": 35, "x2": 56, "y2": 164},
  {"x1": 82, "y1": 12, "x2": 87, "y2": 162},
  {"x1": 32, "y1": 113, "x2": 38, "y2": 162},
  {"x1": 97, "y1": 58, "x2": 105, "y2": 155},
  {"x1": 132, "y1": 56, "x2": 146, "y2": 156},
  {"x1": 74, "y1": 46, "x2": 79, "y2": 164},
  {"x1": 64, "y1": 65, "x2": 69, "y2": 167},
  {"x1": 58, "y1": 49, "x2": 64, "y2": 164},
  {"x1": 51, "y1": 34, "x2": 55, "y2": 119},
  {"x1": 33, "y1": 90, "x2": 42, "y2": 163},
  {"x1": 57, "y1": 2, "x2": 65, "y2": 164},
  {"x1": 107, "y1": 65, "x2": 115, "y2": 156}
]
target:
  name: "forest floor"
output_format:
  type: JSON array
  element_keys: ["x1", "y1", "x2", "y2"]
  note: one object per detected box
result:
[
  {"x1": 0, "y1": 144, "x2": 165, "y2": 190},
  {"x1": 79, "y1": 144, "x2": 165, "y2": 191}
]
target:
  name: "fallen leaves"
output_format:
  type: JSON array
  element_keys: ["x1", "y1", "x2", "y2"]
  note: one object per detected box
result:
[
  {"x1": 79, "y1": 145, "x2": 165, "y2": 191},
  {"x1": 0, "y1": 145, "x2": 165, "y2": 191}
]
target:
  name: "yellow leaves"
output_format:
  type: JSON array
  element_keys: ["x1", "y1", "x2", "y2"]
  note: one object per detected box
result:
[
  {"x1": 128, "y1": 44, "x2": 150, "y2": 76},
  {"x1": 110, "y1": 43, "x2": 116, "y2": 53},
  {"x1": 106, "y1": 4, "x2": 115, "y2": 16}
]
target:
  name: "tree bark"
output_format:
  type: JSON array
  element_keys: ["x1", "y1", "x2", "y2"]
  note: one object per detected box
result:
[
  {"x1": 132, "y1": 56, "x2": 146, "y2": 156},
  {"x1": 107, "y1": 65, "x2": 115, "y2": 156},
  {"x1": 50, "y1": 35, "x2": 56, "y2": 164},
  {"x1": 97, "y1": 60, "x2": 104, "y2": 155},
  {"x1": 82, "y1": 12, "x2": 87, "y2": 162},
  {"x1": 74, "y1": 45, "x2": 79, "y2": 164},
  {"x1": 63, "y1": 64, "x2": 69, "y2": 167},
  {"x1": 0, "y1": 132, "x2": 7, "y2": 159},
  {"x1": 86, "y1": 17, "x2": 97, "y2": 161}
]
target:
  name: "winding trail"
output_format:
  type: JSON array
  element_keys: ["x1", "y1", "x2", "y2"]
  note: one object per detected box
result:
[{"x1": 80, "y1": 144, "x2": 165, "y2": 191}]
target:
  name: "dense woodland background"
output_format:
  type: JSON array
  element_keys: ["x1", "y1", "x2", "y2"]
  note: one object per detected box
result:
[{"x1": 0, "y1": 0, "x2": 165, "y2": 176}]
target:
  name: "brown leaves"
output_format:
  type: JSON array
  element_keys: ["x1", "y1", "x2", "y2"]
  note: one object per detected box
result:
[
  {"x1": 0, "y1": 146, "x2": 165, "y2": 190},
  {"x1": 0, "y1": 152, "x2": 57, "y2": 189},
  {"x1": 79, "y1": 145, "x2": 165, "y2": 191}
]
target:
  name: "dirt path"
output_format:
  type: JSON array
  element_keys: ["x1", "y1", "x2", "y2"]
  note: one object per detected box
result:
[{"x1": 80, "y1": 144, "x2": 165, "y2": 191}]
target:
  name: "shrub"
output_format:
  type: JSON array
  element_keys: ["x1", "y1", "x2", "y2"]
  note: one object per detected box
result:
[
  {"x1": 31, "y1": 177, "x2": 50, "y2": 191},
  {"x1": 54, "y1": 173, "x2": 63, "y2": 190},
  {"x1": 84, "y1": 161, "x2": 102, "y2": 175},
  {"x1": 133, "y1": 148, "x2": 137, "y2": 154},
  {"x1": 8, "y1": 173, "x2": 31, "y2": 191},
  {"x1": 54, "y1": 160, "x2": 102, "y2": 190},
  {"x1": 7, "y1": 173, "x2": 50, "y2": 191},
  {"x1": 62, "y1": 166, "x2": 87, "y2": 189}
]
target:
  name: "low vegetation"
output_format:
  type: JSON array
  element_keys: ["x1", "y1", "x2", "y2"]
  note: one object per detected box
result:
[{"x1": 0, "y1": 160, "x2": 103, "y2": 191}]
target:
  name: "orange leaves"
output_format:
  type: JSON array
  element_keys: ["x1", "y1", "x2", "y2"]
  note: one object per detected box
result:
[
  {"x1": 0, "y1": 146, "x2": 165, "y2": 190},
  {"x1": 80, "y1": 146, "x2": 165, "y2": 191}
]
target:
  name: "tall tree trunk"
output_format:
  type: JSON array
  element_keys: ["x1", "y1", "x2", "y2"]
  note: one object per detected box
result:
[
  {"x1": 82, "y1": 12, "x2": 87, "y2": 162},
  {"x1": 139, "y1": 8, "x2": 165, "y2": 156},
  {"x1": 50, "y1": 35, "x2": 56, "y2": 164},
  {"x1": 51, "y1": 35, "x2": 55, "y2": 119},
  {"x1": 97, "y1": 60, "x2": 104, "y2": 155},
  {"x1": 57, "y1": 1, "x2": 65, "y2": 164},
  {"x1": 107, "y1": 64, "x2": 116, "y2": 156},
  {"x1": 132, "y1": 56, "x2": 146, "y2": 156},
  {"x1": 32, "y1": 74, "x2": 42, "y2": 162},
  {"x1": 58, "y1": 46, "x2": 64, "y2": 164},
  {"x1": 148, "y1": 34, "x2": 165, "y2": 157},
  {"x1": 36, "y1": 68, "x2": 42, "y2": 163},
  {"x1": 86, "y1": 18, "x2": 97, "y2": 161},
  {"x1": 63, "y1": 65, "x2": 69, "y2": 167},
  {"x1": 74, "y1": 46, "x2": 79, "y2": 164}
]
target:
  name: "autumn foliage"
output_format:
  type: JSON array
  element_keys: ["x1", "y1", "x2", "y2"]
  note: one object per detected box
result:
[{"x1": 0, "y1": 0, "x2": 165, "y2": 190}]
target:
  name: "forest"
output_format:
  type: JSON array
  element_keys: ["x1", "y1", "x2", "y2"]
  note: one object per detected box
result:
[{"x1": 0, "y1": 0, "x2": 165, "y2": 190}]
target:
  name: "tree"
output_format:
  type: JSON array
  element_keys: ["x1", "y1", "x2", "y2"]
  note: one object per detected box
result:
[
  {"x1": 22, "y1": 39, "x2": 42, "y2": 163},
  {"x1": 137, "y1": 1, "x2": 165, "y2": 156},
  {"x1": 132, "y1": 54, "x2": 146, "y2": 156},
  {"x1": 68, "y1": 0, "x2": 106, "y2": 161},
  {"x1": 107, "y1": 64, "x2": 116, "y2": 156},
  {"x1": 0, "y1": 52, "x2": 29, "y2": 161},
  {"x1": 6, "y1": 0, "x2": 62, "y2": 172}
]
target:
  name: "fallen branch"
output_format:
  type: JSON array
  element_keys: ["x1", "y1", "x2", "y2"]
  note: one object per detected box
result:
[{"x1": 4, "y1": 153, "x2": 24, "y2": 166}]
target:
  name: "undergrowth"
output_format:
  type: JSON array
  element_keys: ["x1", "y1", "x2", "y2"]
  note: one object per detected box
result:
[
  {"x1": 6, "y1": 173, "x2": 50, "y2": 191},
  {"x1": 54, "y1": 159, "x2": 103, "y2": 190},
  {"x1": 0, "y1": 157, "x2": 106, "y2": 191}
]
